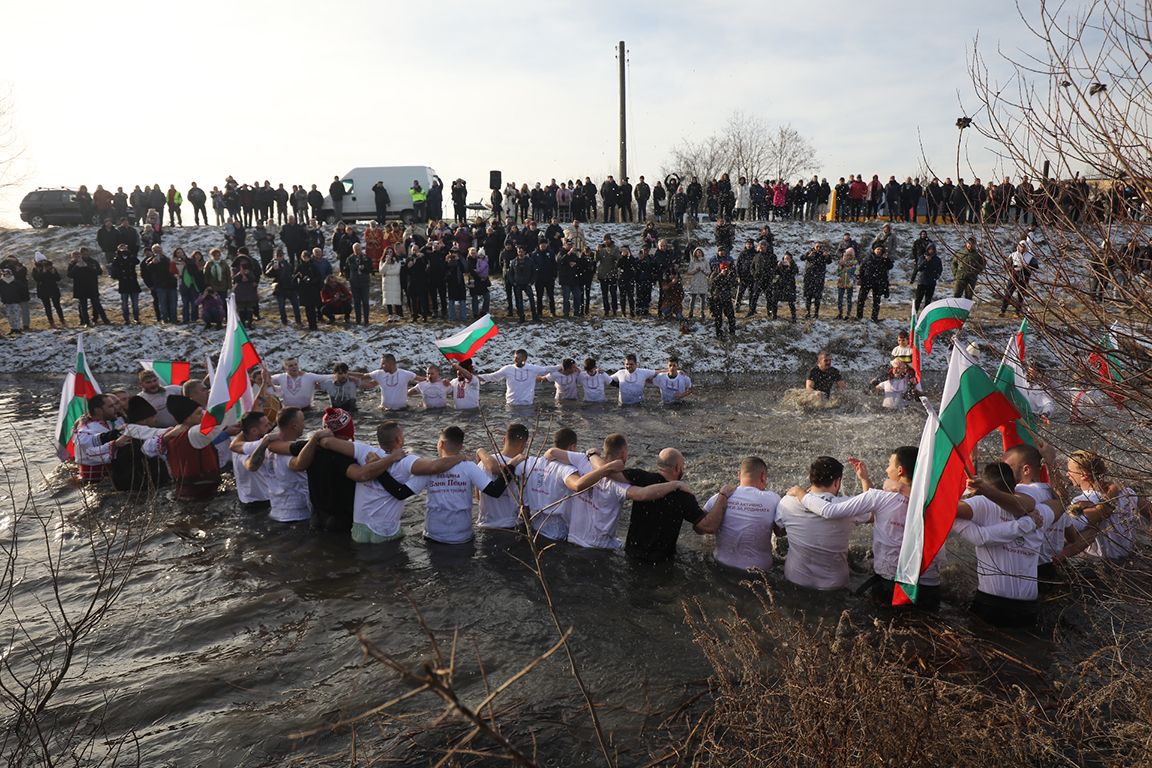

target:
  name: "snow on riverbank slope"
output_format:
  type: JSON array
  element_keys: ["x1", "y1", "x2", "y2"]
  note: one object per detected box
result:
[{"x1": 0, "y1": 219, "x2": 1037, "y2": 379}]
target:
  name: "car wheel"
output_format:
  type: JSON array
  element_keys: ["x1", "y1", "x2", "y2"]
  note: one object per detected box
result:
[
  {"x1": 90, "y1": 213, "x2": 104, "y2": 226},
  {"x1": 30, "y1": 214, "x2": 47, "y2": 229},
  {"x1": 324, "y1": 213, "x2": 337, "y2": 225},
  {"x1": 401, "y1": 209, "x2": 415, "y2": 225}
]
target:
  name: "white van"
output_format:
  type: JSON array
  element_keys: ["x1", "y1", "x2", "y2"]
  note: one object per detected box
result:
[{"x1": 320, "y1": 166, "x2": 439, "y2": 224}]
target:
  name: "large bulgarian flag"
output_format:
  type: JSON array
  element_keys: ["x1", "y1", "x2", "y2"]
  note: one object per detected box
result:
[
  {"x1": 200, "y1": 294, "x2": 261, "y2": 434},
  {"x1": 436, "y1": 314, "x2": 499, "y2": 361},
  {"x1": 137, "y1": 359, "x2": 192, "y2": 387},
  {"x1": 994, "y1": 319, "x2": 1037, "y2": 450},
  {"x1": 54, "y1": 334, "x2": 102, "y2": 460},
  {"x1": 893, "y1": 343, "x2": 1020, "y2": 605},
  {"x1": 914, "y1": 298, "x2": 974, "y2": 359}
]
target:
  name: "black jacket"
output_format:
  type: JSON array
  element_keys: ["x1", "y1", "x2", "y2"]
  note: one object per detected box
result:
[{"x1": 67, "y1": 257, "x2": 103, "y2": 298}]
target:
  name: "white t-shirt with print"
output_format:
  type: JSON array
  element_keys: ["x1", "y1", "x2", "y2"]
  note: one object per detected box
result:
[
  {"x1": 406, "y1": 461, "x2": 496, "y2": 544},
  {"x1": 706, "y1": 485, "x2": 780, "y2": 571},
  {"x1": 367, "y1": 369, "x2": 417, "y2": 410},
  {"x1": 352, "y1": 442, "x2": 419, "y2": 537}
]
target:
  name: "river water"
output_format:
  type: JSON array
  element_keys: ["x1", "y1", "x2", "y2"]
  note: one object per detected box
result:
[{"x1": 0, "y1": 372, "x2": 1137, "y2": 767}]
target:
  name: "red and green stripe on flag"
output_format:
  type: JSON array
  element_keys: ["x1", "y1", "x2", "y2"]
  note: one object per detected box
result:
[
  {"x1": 914, "y1": 298, "x2": 973, "y2": 357},
  {"x1": 436, "y1": 314, "x2": 499, "y2": 361},
  {"x1": 137, "y1": 360, "x2": 192, "y2": 387},
  {"x1": 54, "y1": 334, "x2": 102, "y2": 460},
  {"x1": 995, "y1": 319, "x2": 1037, "y2": 450},
  {"x1": 893, "y1": 344, "x2": 1020, "y2": 605},
  {"x1": 201, "y1": 294, "x2": 262, "y2": 434}
]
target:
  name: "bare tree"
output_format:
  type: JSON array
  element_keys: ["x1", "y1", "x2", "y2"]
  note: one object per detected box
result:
[
  {"x1": 765, "y1": 124, "x2": 819, "y2": 183},
  {"x1": 960, "y1": 0, "x2": 1152, "y2": 486},
  {"x1": 662, "y1": 133, "x2": 729, "y2": 188},
  {"x1": 661, "y1": 112, "x2": 818, "y2": 185},
  {"x1": 0, "y1": 431, "x2": 153, "y2": 767}
]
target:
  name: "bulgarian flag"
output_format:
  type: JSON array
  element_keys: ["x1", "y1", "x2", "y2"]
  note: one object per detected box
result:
[
  {"x1": 137, "y1": 359, "x2": 192, "y2": 387},
  {"x1": 914, "y1": 298, "x2": 974, "y2": 358},
  {"x1": 1087, "y1": 325, "x2": 1126, "y2": 410},
  {"x1": 200, "y1": 294, "x2": 261, "y2": 434},
  {"x1": 994, "y1": 319, "x2": 1038, "y2": 451},
  {"x1": 54, "y1": 334, "x2": 102, "y2": 460},
  {"x1": 436, "y1": 314, "x2": 499, "y2": 361},
  {"x1": 893, "y1": 343, "x2": 1020, "y2": 605},
  {"x1": 909, "y1": 306, "x2": 921, "y2": 379}
]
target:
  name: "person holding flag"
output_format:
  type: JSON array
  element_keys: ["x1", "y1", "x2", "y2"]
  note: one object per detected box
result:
[
  {"x1": 200, "y1": 294, "x2": 262, "y2": 439},
  {"x1": 892, "y1": 342, "x2": 1022, "y2": 606},
  {"x1": 73, "y1": 394, "x2": 130, "y2": 484},
  {"x1": 54, "y1": 334, "x2": 103, "y2": 467}
]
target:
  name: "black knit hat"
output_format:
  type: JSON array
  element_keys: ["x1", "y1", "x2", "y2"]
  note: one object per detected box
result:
[
  {"x1": 167, "y1": 394, "x2": 199, "y2": 424},
  {"x1": 125, "y1": 396, "x2": 156, "y2": 424}
]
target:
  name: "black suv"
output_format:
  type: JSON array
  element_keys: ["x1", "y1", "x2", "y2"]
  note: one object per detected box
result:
[{"x1": 19, "y1": 188, "x2": 116, "y2": 228}]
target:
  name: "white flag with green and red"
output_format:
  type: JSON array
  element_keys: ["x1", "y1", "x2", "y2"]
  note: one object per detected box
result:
[
  {"x1": 137, "y1": 359, "x2": 192, "y2": 387},
  {"x1": 893, "y1": 343, "x2": 1020, "y2": 605},
  {"x1": 994, "y1": 319, "x2": 1038, "y2": 450},
  {"x1": 54, "y1": 334, "x2": 102, "y2": 460},
  {"x1": 436, "y1": 314, "x2": 499, "y2": 361},
  {"x1": 200, "y1": 294, "x2": 261, "y2": 434},
  {"x1": 914, "y1": 298, "x2": 974, "y2": 364}
]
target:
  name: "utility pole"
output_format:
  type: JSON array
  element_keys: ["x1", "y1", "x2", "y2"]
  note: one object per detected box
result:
[{"x1": 618, "y1": 41, "x2": 627, "y2": 181}]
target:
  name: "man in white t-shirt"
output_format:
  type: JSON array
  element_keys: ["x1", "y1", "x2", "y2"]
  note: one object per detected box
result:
[
  {"x1": 474, "y1": 423, "x2": 534, "y2": 529},
  {"x1": 577, "y1": 358, "x2": 613, "y2": 402},
  {"x1": 653, "y1": 356, "x2": 693, "y2": 404},
  {"x1": 270, "y1": 358, "x2": 329, "y2": 410},
  {"x1": 376, "y1": 426, "x2": 525, "y2": 544},
  {"x1": 790, "y1": 446, "x2": 944, "y2": 607},
  {"x1": 1003, "y1": 442, "x2": 1066, "y2": 590},
  {"x1": 705, "y1": 456, "x2": 780, "y2": 572},
  {"x1": 250, "y1": 407, "x2": 316, "y2": 522},
  {"x1": 556, "y1": 432, "x2": 691, "y2": 549},
  {"x1": 610, "y1": 353, "x2": 660, "y2": 405},
  {"x1": 448, "y1": 359, "x2": 481, "y2": 410},
  {"x1": 540, "y1": 358, "x2": 580, "y2": 400},
  {"x1": 360, "y1": 353, "x2": 425, "y2": 410},
  {"x1": 776, "y1": 456, "x2": 872, "y2": 590},
  {"x1": 321, "y1": 420, "x2": 472, "y2": 543},
  {"x1": 951, "y1": 463, "x2": 1045, "y2": 627},
  {"x1": 532, "y1": 428, "x2": 627, "y2": 541},
  {"x1": 136, "y1": 369, "x2": 184, "y2": 427},
  {"x1": 228, "y1": 410, "x2": 276, "y2": 513},
  {"x1": 480, "y1": 349, "x2": 561, "y2": 406},
  {"x1": 410, "y1": 364, "x2": 453, "y2": 409}
]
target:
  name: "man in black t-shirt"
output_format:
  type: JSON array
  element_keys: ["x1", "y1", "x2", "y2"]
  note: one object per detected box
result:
[
  {"x1": 619, "y1": 448, "x2": 730, "y2": 563},
  {"x1": 289, "y1": 407, "x2": 358, "y2": 532},
  {"x1": 805, "y1": 350, "x2": 845, "y2": 397}
]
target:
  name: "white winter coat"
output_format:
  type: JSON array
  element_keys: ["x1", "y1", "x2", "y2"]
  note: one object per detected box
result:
[{"x1": 382, "y1": 260, "x2": 403, "y2": 305}]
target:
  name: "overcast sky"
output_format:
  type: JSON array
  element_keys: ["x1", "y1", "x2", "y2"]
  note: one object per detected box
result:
[{"x1": 0, "y1": 0, "x2": 1037, "y2": 226}]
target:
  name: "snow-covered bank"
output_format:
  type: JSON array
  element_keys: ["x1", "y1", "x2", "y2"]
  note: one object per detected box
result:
[{"x1": 0, "y1": 218, "x2": 1037, "y2": 379}]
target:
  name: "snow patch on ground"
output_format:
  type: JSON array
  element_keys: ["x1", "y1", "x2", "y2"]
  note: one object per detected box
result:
[{"x1": 0, "y1": 219, "x2": 1041, "y2": 381}]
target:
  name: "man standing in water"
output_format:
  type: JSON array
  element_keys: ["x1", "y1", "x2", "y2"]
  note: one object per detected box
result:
[
  {"x1": 360, "y1": 354, "x2": 425, "y2": 411},
  {"x1": 805, "y1": 350, "x2": 845, "y2": 397},
  {"x1": 788, "y1": 446, "x2": 945, "y2": 607},
  {"x1": 610, "y1": 353, "x2": 659, "y2": 405},
  {"x1": 479, "y1": 349, "x2": 561, "y2": 406},
  {"x1": 620, "y1": 448, "x2": 728, "y2": 563},
  {"x1": 704, "y1": 456, "x2": 781, "y2": 571},
  {"x1": 775, "y1": 456, "x2": 871, "y2": 590},
  {"x1": 653, "y1": 356, "x2": 693, "y2": 404}
]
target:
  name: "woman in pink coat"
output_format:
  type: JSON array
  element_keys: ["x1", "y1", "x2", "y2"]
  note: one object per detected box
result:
[{"x1": 772, "y1": 180, "x2": 789, "y2": 219}]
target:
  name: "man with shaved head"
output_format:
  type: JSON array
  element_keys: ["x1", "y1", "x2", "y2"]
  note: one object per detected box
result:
[{"x1": 612, "y1": 446, "x2": 730, "y2": 563}]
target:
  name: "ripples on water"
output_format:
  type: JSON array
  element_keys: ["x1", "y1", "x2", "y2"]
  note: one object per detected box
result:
[{"x1": 1, "y1": 373, "x2": 1141, "y2": 767}]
